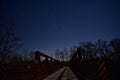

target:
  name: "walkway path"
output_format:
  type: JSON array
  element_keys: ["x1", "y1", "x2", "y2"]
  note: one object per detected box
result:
[
  {"x1": 60, "y1": 67, "x2": 78, "y2": 80},
  {"x1": 43, "y1": 67, "x2": 78, "y2": 80}
]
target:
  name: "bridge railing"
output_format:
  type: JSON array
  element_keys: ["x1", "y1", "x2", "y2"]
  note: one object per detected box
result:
[
  {"x1": 0, "y1": 51, "x2": 64, "y2": 80},
  {"x1": 34, "y1": 51, "x2": 64, "y2": 80},
  {"x1": 69, "y1": 48, "x2": 108, "y2": 80}
]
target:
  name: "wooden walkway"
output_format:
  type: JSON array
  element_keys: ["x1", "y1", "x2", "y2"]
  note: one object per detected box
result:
[{"x1": 43, "y1": 67, "x2": 78, "y2": 80}]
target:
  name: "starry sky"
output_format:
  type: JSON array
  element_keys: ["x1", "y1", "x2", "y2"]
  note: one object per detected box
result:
[{"x1": 2, "y1": 0, "x2": 120, "y2": 55}]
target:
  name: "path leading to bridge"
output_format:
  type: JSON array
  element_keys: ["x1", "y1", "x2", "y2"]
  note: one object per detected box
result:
[{"x1": 43, "y1": 67, "x2": 78, "y2": 80}]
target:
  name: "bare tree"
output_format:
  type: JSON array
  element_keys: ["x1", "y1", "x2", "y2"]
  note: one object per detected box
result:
[
  {"x1": 29, "y1": 50, "x2": 35, "y2": 61},
  {"x1": 22, "y1": 49, "x2": 35, "y2": 62},
  {"x1": 59, "y1": 50, "x2": 64, "y2": 61},
  {"x1": 110, "y1": 38, "x2": 120, "y2": 59},
  {"x1": 0, "y1": 24, "x2": 22, "y2": 63},
  {"x1": 54, "y1": 48, "x2": 61, "y2": 60},
  {"x1": 69, "y1": 46, "x2": 77, "y2": 60},
  {"x1": 94, "y1": 40, "x2": 109, "y2": 59},
  {"x1": 78, "y1": 41, "x2": 96, "y2": 60},
  {"x1": 63, "y1": 48, "x2": 69, "y2": 61}
]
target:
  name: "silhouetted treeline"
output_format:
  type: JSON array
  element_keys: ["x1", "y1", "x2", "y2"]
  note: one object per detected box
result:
[
  {"x1": 53, "y1": 39, "x2": 120, "y2": 62},
  {"x1": 69, "y1": 39, "x2": 120, "y2": 80},
  {"x1": 0, "y1": 24, "x2": 120, "y2": 64},
  {"x1": 78, "y1": 39, "x2": 120, "y2": 60}
]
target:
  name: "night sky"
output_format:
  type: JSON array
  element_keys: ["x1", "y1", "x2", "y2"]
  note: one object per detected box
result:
[{"x1": 2, "y1": 0, "x2": 120, "y2": 55}]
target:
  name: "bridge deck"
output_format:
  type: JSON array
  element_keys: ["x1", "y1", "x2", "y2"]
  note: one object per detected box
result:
[
  {"x1": 43, "y1": 67, "x2": 78, "y2": 80},
  {"x1": 60, "y1": 67, "x2": 78, "y2": 80}
]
